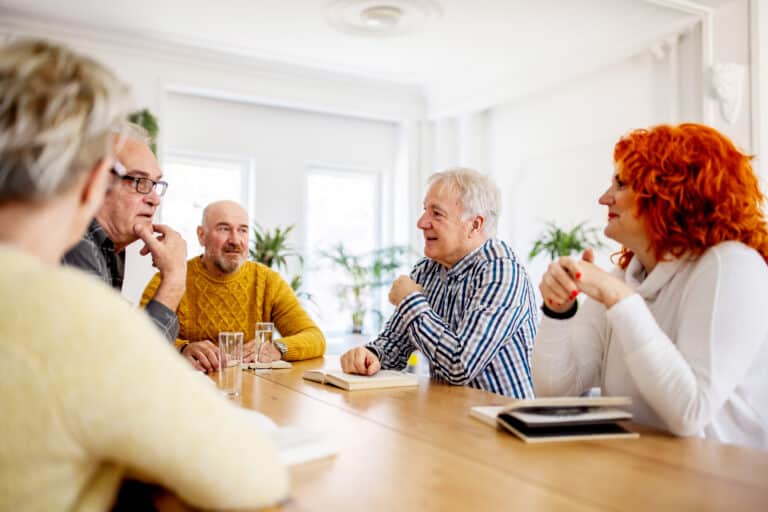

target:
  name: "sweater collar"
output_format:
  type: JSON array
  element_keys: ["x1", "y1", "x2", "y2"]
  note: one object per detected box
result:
[{"x1": 623, "y1": 254, "x2": 684, "y2": 300}]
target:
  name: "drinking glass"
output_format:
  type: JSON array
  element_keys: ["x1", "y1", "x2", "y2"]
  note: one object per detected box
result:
[
  {"x1": 255, "y1": 322, "x2": 275, "y2": 365},
  {"x1": 217, "y1": 331, "x2": 244, "y2": 396}
]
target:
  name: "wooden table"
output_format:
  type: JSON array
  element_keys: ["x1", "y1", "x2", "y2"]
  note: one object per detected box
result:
[{"x1": 227, "y1": 356, "x2": 768, "y2": 511}]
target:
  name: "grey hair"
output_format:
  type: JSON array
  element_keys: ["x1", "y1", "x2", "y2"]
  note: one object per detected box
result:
[
  {"x1": 113, "y1": 120, "x2": 153, "y2": 148},
  {"x1": 427, "y1": 167, "x2": 501, "y2": 237},
  {"x1": 0, "y1": 39, "x2": 132, "y2": 204}
]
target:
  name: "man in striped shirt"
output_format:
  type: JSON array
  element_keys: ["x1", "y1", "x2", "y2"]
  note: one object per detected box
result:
[{"x1": 341, "y1": 168, "x2": 538, "y2": 397}]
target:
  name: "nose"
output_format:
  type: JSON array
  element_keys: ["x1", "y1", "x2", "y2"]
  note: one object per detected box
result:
[
  {"x1": 598, "y1": 185, "x2": 613, "y2": 206},
  {"x1": 144, "y1": 188, "x2": 161, "y2": 207},
  {"x1": 417, "y1": 212, "x2": 430, "y2": 229}
]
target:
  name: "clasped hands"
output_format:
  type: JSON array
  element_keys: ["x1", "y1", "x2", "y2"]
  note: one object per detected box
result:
[
  {"x1": 181, "y1": 338, "x2": 282, "y2": 373},
  {"x1": 540, "y1": 248, "x2": 634, "y2": 312}
]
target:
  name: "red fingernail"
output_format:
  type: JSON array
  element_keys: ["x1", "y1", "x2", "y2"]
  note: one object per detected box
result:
[
  {"x1": 571, "y1": 290, "x2": 578, "y2": 299},
  {"x1": 547, "y1": 299, "x2": 553, "y2": 305},
  {"x1": 575, "y1": 272, "x2": 582, "y2": 280}
]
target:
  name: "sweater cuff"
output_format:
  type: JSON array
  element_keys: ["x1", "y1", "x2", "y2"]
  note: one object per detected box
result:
[
  {"x1": 541, "y1": 301, "x2": 578, "y2": 319},
  {"x1": 390, "y1": 292, "x2": 429, "y2": 333},
  {"x1": 605, "y1": 293, "x2": 657, "y2": 354}
]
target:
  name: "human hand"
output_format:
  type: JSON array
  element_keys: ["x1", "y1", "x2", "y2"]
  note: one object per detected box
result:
[
  {"x1": 340, "y1": 347, "x2": 381, "y2": 376},
  {"x1": 257, "y1": 342, "x2": 281, "y2": 363},
  {"x1": 181, "y1": 340, "x2": 220, "y2": 373},
  {"x1": 243, "y1": 340, "x2": 256, "y2": 363},
  {"x1": 388, "y1": 275, "x2": 423, "y2": 306},
  {"x1": 557, "y1": 248, "x2": 633, "y2": 308},
  {"x1": 134, "y1": 224, "x2": 187, "y2": 278}
]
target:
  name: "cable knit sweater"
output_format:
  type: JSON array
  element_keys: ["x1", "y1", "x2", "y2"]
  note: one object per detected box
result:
[
  {"x1": 141, "y1": 257, "x2": 325, "y2": 361},
  {"x1": 0, "y1": 245, "x2": 288, "y2": 511}
]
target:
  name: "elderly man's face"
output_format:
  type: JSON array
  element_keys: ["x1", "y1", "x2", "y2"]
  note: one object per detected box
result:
[
  {"x1": 416, "y1": 182, "x2": 476, "y2": 268},
  {"x1": 198, "y1": 201, "x2": 250, "y2": 275},
  {"x1": 96, "y1": 137, "x2": 162, "y2": 249}
]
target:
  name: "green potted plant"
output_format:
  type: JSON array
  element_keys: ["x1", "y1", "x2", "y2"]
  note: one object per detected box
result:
[
  {"x1": 528, "y1": 221, "x2": 605, "y2": 261},
  {"x1": 321, "y1": 243, "x2": 410, "y2": 334},
  {"x1": 127, "y1": 108, "x2": 159, "y2": 155},
  {"x1": 249, "y1": 224, "x2": 309, "y2": 297}
]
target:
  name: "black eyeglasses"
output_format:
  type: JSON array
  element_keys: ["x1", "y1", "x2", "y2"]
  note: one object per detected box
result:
[
  {"x1": 119, "y1": 175, "x2": 168, "y2": 196},
  {"x1": 111, "y1": 166, "x2": 168, "y2": 196}
]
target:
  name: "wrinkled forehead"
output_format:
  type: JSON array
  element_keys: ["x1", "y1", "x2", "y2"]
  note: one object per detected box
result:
[
  {"x1": 113, "y1": 136, "x2": 162, "y2": 180},
  {"x1": 204, "y1": 203, "x2": 249, "y2": 229},
  {"x1": 424, "y1": 179, "x2": 464, "y2": 209}
]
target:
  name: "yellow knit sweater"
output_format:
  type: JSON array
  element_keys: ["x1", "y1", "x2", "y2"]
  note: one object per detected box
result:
[
  {"x1": 0, "y1": 245, "x2": 288, "y2": 511},
  {"x1": 141, "y1": 257, "x2": 325, "y2": 361}
]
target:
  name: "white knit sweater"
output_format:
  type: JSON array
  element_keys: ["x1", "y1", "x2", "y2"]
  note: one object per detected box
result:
[
  {"x1": 0, "y1": 245, "x2": 288, "y2": 510},
  {"x1": 533, "y1": 242, "x2": 768, "y2": 450}
]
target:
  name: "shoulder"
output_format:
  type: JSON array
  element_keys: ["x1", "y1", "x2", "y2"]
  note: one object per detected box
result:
[
  {"x1": 694, "y1": 242, "x2": 768, "y2": 279},
  {"x1": 2, "y1": 251, "x2": 164, "y2": 357},
  {"x1": 473, "y1": 239, "x2": 527, "y2": 276}
]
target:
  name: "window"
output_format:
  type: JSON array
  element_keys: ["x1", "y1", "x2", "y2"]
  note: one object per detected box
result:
[
  {"x1": 160, "y1": 153, "x2": 251, "y2": 257},
  {"x1": 304, "y1": 167, "x2": 381, "y2": 335}
]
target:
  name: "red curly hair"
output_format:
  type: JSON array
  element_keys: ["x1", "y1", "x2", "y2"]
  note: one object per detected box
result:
[{"x1": 613, "y1": 123, "x2": 768, "y2": 268}]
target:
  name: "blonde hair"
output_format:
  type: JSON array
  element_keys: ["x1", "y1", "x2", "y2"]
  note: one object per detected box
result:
[
  {"x1": 0, "y1": 39, "x2": 132, "y2": 203},
  {"x1": 427, "y1": 167, "x2": 501, "y2": 236}
]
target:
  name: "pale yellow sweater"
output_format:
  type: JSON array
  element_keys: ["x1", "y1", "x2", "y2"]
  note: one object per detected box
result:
[
  {"x1": 0, "y1": 246, "x2": 288, "y2": 511},
  {"x1": 141, "y1": 258, "x2": 325, "y2": 361}
]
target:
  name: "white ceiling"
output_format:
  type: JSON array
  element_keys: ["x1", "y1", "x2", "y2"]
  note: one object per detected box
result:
[{"x1": 0, "y1": 0, "x2": 737, "y2": 114}]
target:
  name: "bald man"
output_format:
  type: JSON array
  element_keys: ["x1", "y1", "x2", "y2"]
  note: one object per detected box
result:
[{"x1": 141, "y1": 200, "x2": 325, "y2": 371}]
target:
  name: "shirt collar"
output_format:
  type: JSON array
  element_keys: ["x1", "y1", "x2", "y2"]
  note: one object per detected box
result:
[{"x1": 443, "y1": 239, "x2": 491, "y2": 278}]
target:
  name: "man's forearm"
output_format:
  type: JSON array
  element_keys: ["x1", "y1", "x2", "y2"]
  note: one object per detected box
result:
[{"x1": 151, "y1": 270, "x2": 185, "y2": 311}]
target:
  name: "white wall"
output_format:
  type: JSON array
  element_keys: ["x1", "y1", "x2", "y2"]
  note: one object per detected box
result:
[
  {"x1": 0, "y1": 15, "x2": 423, "y2": 306},
  {"x1": 487, "y1": 49, "x2": 678, "y2": 294}
]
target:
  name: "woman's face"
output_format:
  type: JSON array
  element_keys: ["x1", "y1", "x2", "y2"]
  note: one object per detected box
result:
[{"x1": 598, "y1": 172, "x2": 650, "y2": 252}]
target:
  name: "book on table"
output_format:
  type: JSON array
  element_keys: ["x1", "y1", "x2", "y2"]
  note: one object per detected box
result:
[
  {"x1": 302, "y1": 369, "x2": 418, "y2": 391},
  {"x1": 470, "y1": 396, "x2": 638, "y2": 443}
]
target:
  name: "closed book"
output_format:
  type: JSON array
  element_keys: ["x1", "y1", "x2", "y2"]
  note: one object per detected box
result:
[
  {"x1": 470, "y1": 396, "x2": 638, "y2": 443},
  {"x1": 244, "y1": 360, "x2": 293, "y2": 370},
  {"x1": 302, "y1": 369, "x2": 418, "y2": 391}
]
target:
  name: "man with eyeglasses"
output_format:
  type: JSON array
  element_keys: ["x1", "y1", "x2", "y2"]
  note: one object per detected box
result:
[{"x1": 63, "y1": 124, "x2": 187, "y2": 343}]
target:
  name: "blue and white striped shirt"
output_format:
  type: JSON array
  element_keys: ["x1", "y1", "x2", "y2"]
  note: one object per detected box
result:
[{"x1": 367, "y1": 238, "x2": 538, "y2": 397}]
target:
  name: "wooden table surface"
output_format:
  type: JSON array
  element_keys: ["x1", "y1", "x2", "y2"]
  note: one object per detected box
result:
[{"x1": 226, "y1": 356, "x2": 768, "y2": 511}]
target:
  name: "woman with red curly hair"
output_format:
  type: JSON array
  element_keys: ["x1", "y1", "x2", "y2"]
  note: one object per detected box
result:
[{"x1": 533, "y1": 123, "x2": 768, "y2": 449}]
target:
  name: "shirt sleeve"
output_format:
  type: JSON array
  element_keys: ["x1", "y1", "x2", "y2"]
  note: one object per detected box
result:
[
  {"x1": 532, "y1": 297, "x2": 607, "y2": 396},
  {"x1": 606, "y1": 247, "x2": 768, "y2": 436},
  {"x1": 366, "y1": 264, "x2": 425, "y2": 369},
  {"x1": 380, "y1": 258, "x2": 535, "y2": 385},
  {"x1": 140, "y1": 272, "x2": 182, "y2": 347},
  {"x1": 61, "y1": 239, "x2": 110, "y2": 286}
]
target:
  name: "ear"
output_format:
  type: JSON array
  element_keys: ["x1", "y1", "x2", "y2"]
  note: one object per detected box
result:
[
  {"x1": 196, "y1": 225, "x2": 205, "y2": 247},
  {"x1": 79, "y1": 157, "x2": 112, "y2": 213},
  {"x1": 470, "y1": 215, "x2": 485, "y2": 236}
]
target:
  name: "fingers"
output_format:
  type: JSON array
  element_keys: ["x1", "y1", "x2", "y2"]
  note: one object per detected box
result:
[
  {"x1": 365, "y1": 353, "x2": 381, "y2": 375},
  {"x1": 185, "y1": 340, "x2": 220, "y2": 372},
  {"x1": 184, "y1": 354, "x2": 205, "y2": 372},
  {"x1": 341, "y1": 347, "x2": 380, "y2": 375},
  {"x1": 582, "y1": 247, "x2": 595, "y2": 263},
  {"x1": 134, "y1": 224, "x2": 161, "y2": 253},
  {"x1": 540, "y1": 258, "x2": 580, "y2": 309}
]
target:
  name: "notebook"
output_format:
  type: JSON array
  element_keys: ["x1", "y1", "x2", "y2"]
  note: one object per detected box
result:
[
  {"x1": 244, "y1": 360, "x2": 293, "y2": 370},
  {"x1": 302, "y1": 369, "x2": 418, "y2": 391},
  {"x1": 470, "y1": 396, "x2": 638, "y2": 443}
]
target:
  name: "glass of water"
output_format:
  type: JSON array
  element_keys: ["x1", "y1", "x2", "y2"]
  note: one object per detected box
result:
[
  {"x1": 255, "y1": 322, "x2": 275, "y2": 364},
  {"x1": 217, "y1": 331, "x2": 243, "y2": 396}
]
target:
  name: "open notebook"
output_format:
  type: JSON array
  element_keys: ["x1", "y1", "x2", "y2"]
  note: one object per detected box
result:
[
  {"x1": 471, "y1": 396, "x2": 638, "y2": 443},
  {"x1": 303, "y1": 369, "x2": 418, "y2": 391}
]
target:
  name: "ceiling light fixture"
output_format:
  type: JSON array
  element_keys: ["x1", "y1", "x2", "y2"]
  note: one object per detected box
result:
[
  {"x1": 326, "y1": 0, "x2": 442, "y2": 38},
  {"x1": 361, "y1": 6, "x2": 403, "y2": 28}
]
